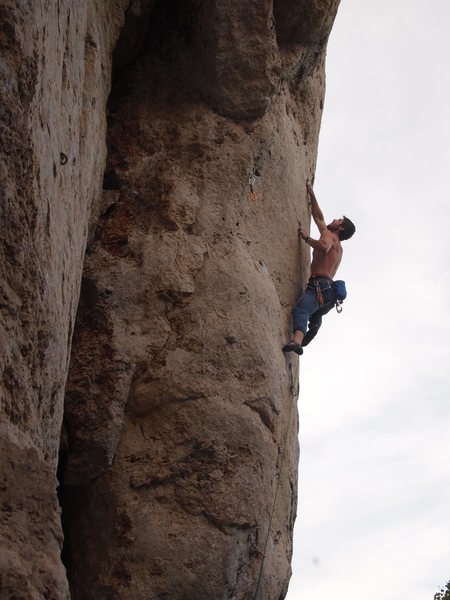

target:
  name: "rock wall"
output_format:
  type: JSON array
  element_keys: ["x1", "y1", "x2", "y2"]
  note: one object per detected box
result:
[
  {"x1": 0, "y1": 1, "x2": 127, "y2": 596},
  {"x1": 0, "y1": 1, "x2": 340, "y2": 599}
]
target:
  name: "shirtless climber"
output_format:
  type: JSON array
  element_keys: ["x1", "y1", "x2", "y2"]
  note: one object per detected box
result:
[{"x1": 283, "y1": 182, "x2": 355, "y2": 356}]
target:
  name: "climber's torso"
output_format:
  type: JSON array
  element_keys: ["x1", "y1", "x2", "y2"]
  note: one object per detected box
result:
[{"x1": 310, "y1": 231, "x2": 342, "y2": 279}]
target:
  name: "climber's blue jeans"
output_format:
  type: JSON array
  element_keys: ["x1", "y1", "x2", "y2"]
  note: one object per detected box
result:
[
  {"x1": 292, "y1": 286, "x2": 320, "y2": 334},
  {"x1": 292, "y1": 279, "x2": 335, "y2": 334}
]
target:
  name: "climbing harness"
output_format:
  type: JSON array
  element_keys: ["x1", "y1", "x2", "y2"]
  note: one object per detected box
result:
[
  {"x1": 254, "y1": 362, "x2": 299, "y2": 599},
  {"x1": 249, "y1": 171, "x2": 258, "y2": 202},
  {"x1": 311, "y1": 276, "x2": 346, "y2": 314}
]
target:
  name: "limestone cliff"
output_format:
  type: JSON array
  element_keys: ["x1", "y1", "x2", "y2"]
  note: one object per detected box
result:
[{"x1": 0, "y1": 1, "x2": 339, "y2": 599}]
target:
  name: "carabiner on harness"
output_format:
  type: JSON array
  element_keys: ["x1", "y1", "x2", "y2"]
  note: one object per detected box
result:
[{"x1": 336, "y1": 300, "x2": 343, "y2": 313}]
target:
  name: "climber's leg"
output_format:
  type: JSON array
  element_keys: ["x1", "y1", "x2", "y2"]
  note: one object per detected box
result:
[
  {"x1": 302, "y1": 311, "x2": 323, "y2": 347},
  {"x1": 283, "y1": 287, "x2": 319, "y2": 353}
]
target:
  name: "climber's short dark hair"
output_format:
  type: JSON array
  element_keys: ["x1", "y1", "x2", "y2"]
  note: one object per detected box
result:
[{"x1": 339, "y1": 216, "x2": 356, "y2": 241}]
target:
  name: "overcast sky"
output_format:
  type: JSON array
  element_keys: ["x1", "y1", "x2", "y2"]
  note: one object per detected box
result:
[{"x1": 286, "y1": 1, "x2": 450, "y2": 599}]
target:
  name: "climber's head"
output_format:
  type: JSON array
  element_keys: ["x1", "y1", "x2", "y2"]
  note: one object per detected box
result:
[
  {"x1": 328, "y1": 216, "x2": 355, "y2": 241},
  {"x1": 339, "y1": 216, "x2": 356, "y2": 240}
]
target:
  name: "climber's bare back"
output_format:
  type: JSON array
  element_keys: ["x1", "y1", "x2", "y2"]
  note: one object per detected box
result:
[{"x1": 310, "y1": 229, "x2": 343, "y2": 279}]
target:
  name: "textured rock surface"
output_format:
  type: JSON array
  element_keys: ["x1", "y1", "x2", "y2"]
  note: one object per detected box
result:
[
  {"x1": 0, "y1": 1, "x2": 340, "y2": 599},
  {"x1": 0, "y1": 1, "x2": 127, "y2": 597}
]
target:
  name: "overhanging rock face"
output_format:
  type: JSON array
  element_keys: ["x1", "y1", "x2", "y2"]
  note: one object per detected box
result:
[{"x1": 0, "y1": 1, "x2": 340, "y2": 599}]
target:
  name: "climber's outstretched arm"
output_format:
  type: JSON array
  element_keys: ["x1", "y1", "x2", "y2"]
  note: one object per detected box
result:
[{"x1": 306, "y1": 182, "x2": 327, "y2": 233}]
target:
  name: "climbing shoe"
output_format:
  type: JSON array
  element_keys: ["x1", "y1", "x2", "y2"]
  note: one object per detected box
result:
[{"x1": 282, "y1": 341, "x2": 303, "y2": 355}]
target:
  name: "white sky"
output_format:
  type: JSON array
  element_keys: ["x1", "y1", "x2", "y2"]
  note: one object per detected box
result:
[{"x1": 286, "y1": 1, "x2": 450, "y2": 599}]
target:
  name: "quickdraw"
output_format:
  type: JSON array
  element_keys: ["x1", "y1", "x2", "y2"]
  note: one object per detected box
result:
[
  {"x1": 313, "y1": 280, "x2": 324, "y2": 306},
  {"x1": 249, "y1": 171, "x2": 258, "y2": 202}
]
